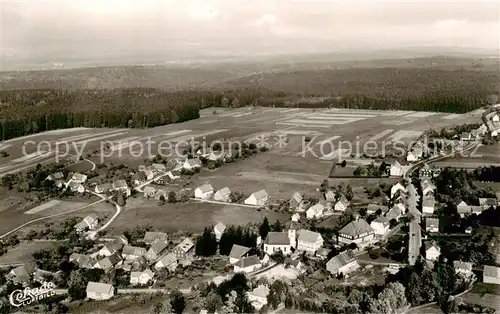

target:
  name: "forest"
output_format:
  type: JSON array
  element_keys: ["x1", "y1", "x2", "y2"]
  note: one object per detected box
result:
[{"x1": 0, "y1": 88, "x2": 200, "y2": 140}]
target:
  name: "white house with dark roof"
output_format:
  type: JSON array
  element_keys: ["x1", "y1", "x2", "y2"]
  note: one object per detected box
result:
[
  {"x1": 370, "y1": 216, "x2": 390, "y2": 236},
  {"x1": 407, "y1": 151, "x2": 418, "y2": 162},
  {"x1": 213, "y1": 222, "x2": 226, "y2": 241},
  {"x1": 146, "y1": 240, "x2": 169, "y2": 261},
  {"x1": 195, "y1": 184, "x2": 214, "y2": 200},
  {"x1": 244, "y1": 190, "x2": 268, "y2": 206},
  {"x1": 214, "y1": 187, "x2": 231, "y2": 202},
  {"x1": 172, "y1": 237, "x2": 195, "y2": 260},
  {"x1": 155, "y1": 253, "x2": 178, "y2": 272},
  {"x1": 455, "y1": 199, "x2": 471, "y2": 217},
  {"x1": 229, "y1": 244, "x2": 251, "y2": 264},
  {"x1": 263, "y1": 232, "x2": 293, "y2": 256},
  {"x1": 130, "y1": 269, "x2": 155, "y2": 286},
  {"x1": 233, "y1": 255, "x2": 262, "y2": 273},
  {"x1": 484, "y1": 265, "x2": 500, "y2": 285},
  {"x1": 422, "y1": 196, "x2": 436, "y2": 215},
  {"x1": 337, "y1": 217, "x2": 375, "y2": 246},
  {"x1": 326, "y1": 250, "x2": 359, "y2": 276},
  {"x1": 454, "y1": 261, "x2": 473, "y2": 277},
  {"x1": 86, "y1": 282, "x2": 114, "y2": 300},
  {"x1": 391, "y1": 182, "x2": 407, "y2": 198},
  {"x1": 306, "y1": 203, "x2": 325, "y2": 219},
  {"x1": 296, "y1": 229, "x2": 323, "y2": 254},
  {"x1": 334, "y1": 196, "x2": 349, "y2": 212}
]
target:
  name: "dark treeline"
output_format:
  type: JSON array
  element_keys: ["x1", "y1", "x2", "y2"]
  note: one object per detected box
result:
[{"x1": 0, "y1": 88, "x2": 200, "y2": 140}]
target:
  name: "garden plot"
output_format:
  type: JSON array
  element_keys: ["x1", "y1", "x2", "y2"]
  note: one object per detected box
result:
[
  {"x1": 11, "y1": 151, "x2": 51, "y2": 164},
  {"x1": 24, "y1": 200, "x2": 62, "y2": 215},
  {"x1": 280, "y1": 108, "x2": 301, "y2": 113},
  {"x1": 369, "y1": 129, "x2": 394, "y2": 141},
  {"x1": 388, "y1": 130, "x2": 424, "y2": 142}
]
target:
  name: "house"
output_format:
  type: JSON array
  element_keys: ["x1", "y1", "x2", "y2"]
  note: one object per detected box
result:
[
  {"x1": 194, "y1": 184, "x2": 214, "y2": 200},
  {"x1": 71, "y1": 173, "x2": 87, "y2": 183},
  {"x1": 290, "y1": 192, "x2": 303, "y2": 208},
  {"x1": 479, "y1": 198, "x2": 498, "y2": 209},
  {"x1": 7, "y1": 263, "x2": 37, "y2": 285},
  {"x1": 143, "y1": 231, "x2": 168, "y2": 245},
  {"x1": 421, "y1": 179, "x2": 435, "y2": 196},
  {"x1": 183, "y1": 158, "x2": 201, "y2": 170},
  {"x1": 454, "y1": 261, "x2": 473, "y2": 277},
  {"x1": 483, "y1": 265, "x2": 500, "y2": 285},
  {"x1": 86, "y1": 282, "x2": 114, "y2": 300},
  {"x1": 337, "y1": 216, "x2": 375, "y2": 246},
  {"x1": 392, "y1": 189, "x2": 407, "y2": 204},
  {"x1": 493, "y1": 114, "x2": 500, "y2": 122},
  {"x1": 248, "y1": 285, "x2": 270, "y2": 311},
  {"x1": 207, "y1": 151, "x2": 223, "y2": 162},
  {"x1": 406, "y1": 151, "x2": 418, "y2": 162},
  {"x1": 143, "y1": 186, "x2": 157, "y2": 198},
  {"x1": 233, "y1": 255, "x2": 262, "y2": 273},
  {"x1": 122, "y1": 246, "x2": 147, "y2": 260},
  {"x1": 461, "y1": 132, "x2": 472, "y2": 142},
  {"x1": 391, "y1": 182, "x2": 407, "y2": 198},
  {"x1": 419, "y1": 164, "x2": 433, "y2": 178},
  {"x1": 172, "y1": 238, "x2": 195, "y2": 260},
  {"x1": 46, "y1": 172, "x2": 64, "y2": 181},
  {"x1": 263, "y1": 232, "x2": 293, "y2": 256},
  {"x1": 424, "y1": 241, "x2": 441, "y2": 261},
  {"x1": 324, "y1": 190, "x2": 336, "y2": 203},
  {"x1": 425, "y1": 217, "x2": 439, "y2": 233},
  {"x1": 94, "y1": 253, "x2": 122, "y2": 271},
  {"x1": 154, "y1": 189, "x2": 167, "y2": 201},
  {"x1": 326, "y1": 250, "x2": 359, "y2": 276},
  {"x1": 296, "y1": 229, "x2": 323, "y2": 254},
  {"x1": 366, "y1": 204, "x2": 389, "y2": 215},
  {"x1": 285, "y1": 258, "x2": 303, "y2": 270},
  {"x1": 155, "y1": 253, "x2": 178, "y2": 272},
  {"x1": 455, "y1": 199, "x2": 471, "y2": 217},
  {"x1": 130, "y1": 269, "x2": 155, "y2": 286},
  {"x1": 95, "y1": 183, "x2": 113, "y2": 194},
  {"x1": 291, "y1": 213, "x2": 300, "y2": 222},
  {"x1": 75, "y1": 214, "x2": 99, "y2": 233},
  {"x1": 132, "y1": 171, "x2": 147, "y2": 185},
  {"x1": 229, "y1": 244, "x2": 251, "y2": 264},
  {"x1": 370, "y1": 216, "x2": 390, "y2": 235},
  {"x1": 146, "y1": 240, "x2": 169, "y2": 261},
  {"x1": 244, "y1": 190, "x2": 269, "y2": 206},
  {"x1": 69, "y1": 253, "x2": 93, "y2": 269},
  {"x1": 33, "y1": 269, "x2": 59, "y2": 284},
  {"x1": 151, "y1": 163, "x2": 167, "y2": 173},
  {"x1": 144, "y1": 169, "x2": 154, "y2": 180},
  {"x1": 315, "y1": 248, "x2": 331, "y2": 260},
  {"x1": 334, "y1": 196, "x2": 349, "y2": 212},
  {"x1": 306, "y1": 203, "x2": 325, "y2": 219},
  {"x1": 68, "y1": 181, "x2": 85, "y2": 193},
  {"x1": 386, "y1": 205, "x2": 403, "y2": 221},
  {"x1": 465, "y1": 226, "x2": 473, "y2": 234},
  {"x1": 390, "y1": 161, "x2": 403, "y2": 177},
  {"x1": 213, "y1": 222, "x2": 226, "y2": 241},
  {"x1": 97, "y1": 243, "x2": 120, "y2": 257},
  {"x1": 112, "y1": 180, "x2": 131, "y2": 197},
  {"x1": 422, "y1": 196, "x2": 435, "y2": 215},
  {"x1": 214, "y1": 187, "x2": 232, "y2": 202}
]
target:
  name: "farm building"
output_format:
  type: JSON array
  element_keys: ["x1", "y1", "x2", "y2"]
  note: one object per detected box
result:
[
  {"x1": 112, "y1": 180, "x2": 131, "y2": 196},
  {"x1": 75, "y1": 214, "x2": 99, "y2": 233},
  {"x1": 296, "y1": 229, "x2": 323, "y2": 254},
  {"x1": 306, "y1": 203, "x2": 325, "y2": 219},
  {"x1": 86, "y1": 282, "x2": 114, "y2": 300},
  {"x1": 122, "y1": 246, "x2": 147, "y2": 260},
  {"x1": 263, "y1": 232, "x2": 293, "y2": 256},
  {"x1": 337, "y1": 216, "x2": 374, "y2": 246},
  {"x1": 326, "y1": 250, "x2": 359, "y2": 276},
  {"x1": 229, "y1": 244, "x2": 251, "y2": 264},
  {"x1": 484, "y1": 265, "x2": 500, "y2": 285},
  {"x1": 214, "y1": 187, "x2": 231, "y2": 202},
  {"x1": 143, "y1": 231, "x2": 168, "y2": 245},
  {"x1": 195, "y1": 184, "x2": 214, "y2": 200},
  {"x1": 213, "y1": 222, "x2": 226, "y2": 241},
  {"x1": 289, "y1": 192, "x2": 303, "y2": 208},
  {"x1": 146, "y1": 240, "x2": 169, "y2": 261},
  {"x1": 143, "y1": 186, "x2": 157, "y2": 198},
  {"x1": 424, "y1": 241, "x2": 441, "y2": 261},
  {"x1": 71, "y1": 173, "x2": 87, "y2": 183},
  {"x1": 95, "y1": 183, "x2": 113, "y2": 194},
  {"x1": 172, "y1": 238, "x2": 195, "y2": 260},
  {"x1": 233, "y1": 255, "x2": 262, "y2": 274},
  {"x1": 155, "y1": 253, "x2": 178, "y2": 271},
  {"x1": 244, "y1": 190, "x2": 269, "y2": 206},
  {"x1": 425, "y1": 217, "x2": 439, "y2": 233},
  {"x1": 130, "y1": 269, "x2": 155, "y2": 286},
  {"x1": 68, "y1": 181, "x2": 85, "y2": 193},
  {"x1": 183, "y1": 158, "x2": 201, "y2": 170},
  {"x1": 334, "y1": 196, "x2": 349, "y2": 212}
]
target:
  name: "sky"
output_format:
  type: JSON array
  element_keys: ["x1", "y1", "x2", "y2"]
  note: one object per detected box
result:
[{"x1": 1, "y1": 0, "x2": 499, "y2": 70}]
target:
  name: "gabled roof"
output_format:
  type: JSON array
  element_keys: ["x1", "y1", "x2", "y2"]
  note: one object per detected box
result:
[
  {"x1": 392, "y1": 160, "x2": 402, "y2": 168},
  {"x1": 248, "y1": 285, "x2": 270, "y2": 299},
  {"x1": 196, "y1": 184, "x2": 214, "y2": 194},
  {"x1": 214, "y1": 222, "x2": 226, "y2": 234},
  {"x1": 185, "y1": 158, "x2": 201, "y2": 167},
  {"x1": 143, "y1": 186, "x2": 156, "y2": 194},
  {"x1": 307, "y1": 203, "x2": 325, "y2": 214},
  {"x1": 484, "y1": 265, "x2": 500, "y2": 278},
  {"x1": 386, "y1": 206, "x2": 402, "y2": 221},
  {"x1": 422, "y1": 196, "x2": 435, "y2": 207},
  {"x1": 156, "y1": 253, "x2": 177, "y2": 266},
  {"x1": 339, "y1": 218, "x2": 373, "y2": 238},
  {"x1": 112, "y1": 179, "x2": 128, "y2": 189},
  {"x1": 366, "y1": 204, "x2": 389, "y2": 213},
  {"x1": 122, "y1": 246, "x2": 146, "y2": 257},
  {"x1": 229, "y1": 244, "x2": 251, "y2": 259},
  {"x1": 234, "y1": 255, "x2": 260, "y2": 268},
  {"x1": 290, "y1": 192, "x2": 303, "y2": 203},
  {"x1": 144, "y1": 231, "x2": 168, "y2": 243},
  {"x1": 297, "y1": 230, "x2": 322, "y2": 244},
  {"x1": 86, "y1": 282, "x2": 113, "y2": 294},
  {"x1": 336, "y1": 195, "x2": 349, "y2": 206},
  {"x1": 479, "y1": 198, "x2": 497, "y2": 206},
  {"x1": 424, "y1": 241, "x2": 440, "y2": 253},
  {"x1": 250, "y1": 190, "x2": 268, "y2": 201},
  {"x1": 215, "y1": 187, "x2": 231, "y2": 198},
  {"x1": 175, "y1": 238, "x2": 194, "y2": 253},
  {"x1": 326, "y1": 250, "x2": 356, "y2": 273},
  {"x1": 96, "y1": 183, "x2": 113, "y2": 191},
  {"x1": 132, "y1": 171, "x2": 147, "y2": 181},
  {"x1": 425, "y1": 217, "x2": 439, "y2": 228},
  {"x1": 151, "y1": 163, "x2": 166, "y2": 170},
  {"x1": 392, "y1": 182, "x2": 406, "y2": 191},
  {"x1": 148, "y1": 240, "x2": 168, "y2": 255},
  {"x1": 264, "y1": 232, "x2": 290, "y2": 246}
]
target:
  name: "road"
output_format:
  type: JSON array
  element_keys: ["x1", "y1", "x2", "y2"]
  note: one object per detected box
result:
[{"x1": 188, "y1": 198, "x2": 259, "y2": 209}]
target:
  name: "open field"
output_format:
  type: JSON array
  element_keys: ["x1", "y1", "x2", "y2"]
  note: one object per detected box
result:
[
  {"x1": 0, "y1": 241, "x2": 58, "y2": 265},
  {"x1": 107, "y1": 197, "x2": 289, "y2": 235},
  {"x1": 462, "y1": 282, "x2": 500, "y2": 310}
]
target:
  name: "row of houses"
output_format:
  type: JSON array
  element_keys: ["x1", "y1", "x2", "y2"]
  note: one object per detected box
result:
[{"x1": 194, "y1": 184, "x2": 269, "y2": 206}]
